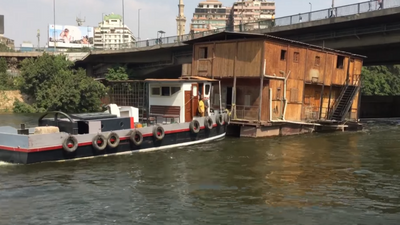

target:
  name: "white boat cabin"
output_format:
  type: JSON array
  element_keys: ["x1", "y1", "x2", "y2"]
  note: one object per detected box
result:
[{"x1": 146, "y1": 78, "x2": 221, "y2": 124}]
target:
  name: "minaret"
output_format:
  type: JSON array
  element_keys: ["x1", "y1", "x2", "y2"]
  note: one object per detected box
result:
[{"x1": 176, "y1": 0, "x2": 186, "y2": 39}]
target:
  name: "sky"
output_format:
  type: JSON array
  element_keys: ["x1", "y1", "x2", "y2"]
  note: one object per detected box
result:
[{"x1": 0, "y1": 0, "x2": 364, "y2": 47}]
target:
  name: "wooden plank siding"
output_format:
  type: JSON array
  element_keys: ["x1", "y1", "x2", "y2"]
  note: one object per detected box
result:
[
  {"x1": 191, "y1": 44, "x2": 214, "y2": 77},
  {"x1": 264, "y1": 41, "x2": 288, "y2": 77},
  {"x1": 304, "y1": 50, "x2": 326, "y2": 84},
  {"x1": 235, "y1": 41, "x2": 263, "y2": 77},
  {"x1": 212, "y1": 42, "x2": 236, "y2": 77},
  {"x1": 190, "y1": 37, "x2": 364, "y2": 123},
  {"x1": 331, "y1": 56, "x2": 349, "y2": 85}
]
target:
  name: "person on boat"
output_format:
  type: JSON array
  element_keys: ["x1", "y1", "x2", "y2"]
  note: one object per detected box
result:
[{"x1": 198, "y1": 96, "x2": 205, "y2": 117}]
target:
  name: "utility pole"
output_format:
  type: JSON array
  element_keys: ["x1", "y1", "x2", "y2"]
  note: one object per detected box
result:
[
  {"x1": 332, "y1": 0, "x2": 335, "y2": 8},
  {"x1": 138, "y1": 9, "x2": 141, "y2": 41},
  {"x1": 102, "y1": 13, "x2": 105, "y2": 49},
  {"x1": 53, "y1": 0, "x2": 56, "y2": 52},
  {"x1": 37, "y1": 29, "x2": 40, "y2": 50},
  {"x1": 122, "y1": 0, "x2": 125, "y2": 49}
]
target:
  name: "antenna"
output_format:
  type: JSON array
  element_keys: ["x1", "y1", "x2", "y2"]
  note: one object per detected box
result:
[{"x1": 76, "y1": 16, "x2": 86, "y2": 26}]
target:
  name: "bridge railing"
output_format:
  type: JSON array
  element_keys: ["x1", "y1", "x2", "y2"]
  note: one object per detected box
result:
[
  {"x1": 2, "y1": 0, "x2": 400, "y2": 54},
  {"x1": 78, "y1": 0, "x2": 400, "y2": 52}
]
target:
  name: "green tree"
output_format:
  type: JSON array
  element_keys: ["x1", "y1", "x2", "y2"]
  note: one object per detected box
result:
[
  {"x1": 105, "y1": 66, "x2": 129, "y2": 81},
  {"x1": 0, "y1": 57, "x2": 7, "y2": 73},
  {"x1": 0, "y1": 57, "x2": 16, "y2": 90},
  {"x1": 14, "y1": 53, "x2": 106, "y2": 113},
  {"x1": 0, "y1": 43, "x2": 14, "y2": 52},
  {"x1": 361, "y1": 65, "x2": 400, "y2": 96}
]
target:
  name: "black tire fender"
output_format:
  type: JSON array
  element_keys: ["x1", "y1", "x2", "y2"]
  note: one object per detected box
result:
[
  {"x1": 189, "y1": 120, "x2": 200, "y2": 134},
  {"x1": 130, "y1": 129, "x2": 143, "y2": 146},
  {"x1": 62, "y1": 135, "x2": 78, "y2": 153},
  {"x1": 224, "y1": 113, "x2": 231, "y2": 125},
  {"x1": 153, "y1": 125, "x2": 165, "y2": 141},
  {"x1": 204, "y1": 116, "x2": 213, "y2": 130},
  {"x1": 107, "y1": 132, "x2": 120, "y2": 149},
  {"x1": 92, "y1": 134, "x2": 107, "y2": 151},
  {"x1": 216, "y1": 114, "x2": 224, "y2": 126}
]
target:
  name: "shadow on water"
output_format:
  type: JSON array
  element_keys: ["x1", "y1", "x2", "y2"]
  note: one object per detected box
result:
[{"x1": 0, "y1": 115, "x2": 400, "y2": 224}]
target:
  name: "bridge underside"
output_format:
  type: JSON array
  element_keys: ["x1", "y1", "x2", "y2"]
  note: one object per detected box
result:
[
  {"x1": 76, "y1": 7, "x2": 400, "y2": 78},
  {"x1": 265, "y1": 7, "x2": 400, "y2": 65}
]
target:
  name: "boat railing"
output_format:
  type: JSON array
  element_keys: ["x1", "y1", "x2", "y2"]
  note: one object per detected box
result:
[{"x1": 232, "y1": 105, "x2": 260, "y2": 121}]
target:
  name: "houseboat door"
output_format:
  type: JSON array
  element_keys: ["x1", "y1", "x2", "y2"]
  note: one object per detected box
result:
[
  {"x1": 191, "y1": 83, "x2": 199, "y2": 118},
  {"x1": 184, "y1": 90, "x2": 192, "y2": 122},
  {"x1": 203, "y1": 83, "x2": 212, "y2": 115}
]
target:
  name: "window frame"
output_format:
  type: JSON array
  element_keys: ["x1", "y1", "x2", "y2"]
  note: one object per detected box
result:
[
  {"x1": 151, "y1": 86, "x2": 181, "y2": 97},
  {"x1": 280, "y1": 49, "x2": 287, "y2": 61},
  {"x1": 293, "y1": 52, "x2": 300, "y2": 63}
]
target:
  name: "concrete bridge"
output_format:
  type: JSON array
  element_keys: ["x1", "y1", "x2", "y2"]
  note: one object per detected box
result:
[
  {"x1": 76, "y1": 0, "x2": 400, "y2": 78},
  {"x1": 0, "y1": 51, "x2": 89, "y2": 63}
]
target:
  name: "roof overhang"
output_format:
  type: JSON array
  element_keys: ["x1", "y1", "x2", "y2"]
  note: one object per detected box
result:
[{"x1": 184, "y1": 31, "x2": 366, "y2": 59}]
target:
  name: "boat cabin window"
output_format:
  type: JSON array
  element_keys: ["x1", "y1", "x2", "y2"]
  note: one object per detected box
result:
[
  {"x1": 151, "y1": 86, "x2": 181, "y2": 96},
  {"x1": 151, "y1": 87, "x2": 161, "y2": 96},
  {"x1": 205, "y1": 84, "x2": 211, "y2": 95},
  {"x1": 171, "y1": 87, "x2": 181, "y2": 95},
  {"x1": 193, "y1": 86, "x2": 198, "y2": 96},
  {"x1": 161, "y1": 87, "x2": 170, "y2": 96}
]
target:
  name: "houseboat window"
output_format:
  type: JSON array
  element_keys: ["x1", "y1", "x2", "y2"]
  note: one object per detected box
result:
[
  {"x1": 199, "y1": 47, "x2": 208, "y2": 59},
  {"x1": 293, "y1": 52, "x2": 300, "y2": 63},
  {"x1": 161, "y1": 87, "x2": 170, "y2": 96},
  {"x1": 280, "y1": 50, "x2": 287, "y2": 61},
  {"x1": 151, "y1": 87, "x2": 160, "y2": 96},
  {"x1": 171, "y1": 87, "x2": 181, "y2": 95},
  {"x1": 336, "y1": 55, "x2": 345, "y2": 69},
  {"x1": 193, "y1": 86, "x2": 198, "y2": 96},
  {"x1": 315, "y1": 56, "x2": 321, "y2": 67},
  {"x1": 205, "y1": 84, "x2": 211, "y2": 95}
]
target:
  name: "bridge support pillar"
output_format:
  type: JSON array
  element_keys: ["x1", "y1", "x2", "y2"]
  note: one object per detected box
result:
[{"x1": 86, "y1": 64, "x2": 93, "y2": 77}]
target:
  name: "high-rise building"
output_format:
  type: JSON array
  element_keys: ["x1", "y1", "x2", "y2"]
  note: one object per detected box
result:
[
  {"x1": 190, "y1": 0, "x2": 229, "y2": 33},
  {"x1": 227, "y1": 0, "x2": 276, "y2": 32},
  {"x1": 94, "y1": 13, "x2": 135, "y2": 50},
  {"x1": 176, "y1": 0, "x2": 186, "y2": 38},
  {"x1": 0, "y1": 35, "x2": 14, "y2": 50}
]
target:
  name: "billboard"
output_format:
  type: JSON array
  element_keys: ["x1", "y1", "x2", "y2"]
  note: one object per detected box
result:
[{"x1": 48, "y1": 24, "x2": 94, "y2": 48}]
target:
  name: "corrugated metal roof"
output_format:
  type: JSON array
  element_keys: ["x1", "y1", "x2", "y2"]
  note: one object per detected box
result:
[{"x1": 183, "y1": 31, "x2": 366, "y2": 58}]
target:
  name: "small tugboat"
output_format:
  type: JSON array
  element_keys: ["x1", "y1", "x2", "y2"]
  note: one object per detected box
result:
[{"x1": 0, "y1": 77, "x2": 229, "y2": 164}]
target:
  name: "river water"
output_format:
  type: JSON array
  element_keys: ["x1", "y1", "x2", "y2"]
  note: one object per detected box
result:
[{"x1": 0, "y1": 114, "x2": 399, "y2": 224}]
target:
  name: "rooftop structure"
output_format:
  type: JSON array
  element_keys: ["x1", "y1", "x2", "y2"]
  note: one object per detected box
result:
[
  {"x1": 94, "y1": 13, "x2": 135, "y2": 50},
  {"x1": 190, "y1": 0, "x2": 229, "y2": 33},
  {"x1": 227, "y1": 0, "x2": 276, "y2": 32}
]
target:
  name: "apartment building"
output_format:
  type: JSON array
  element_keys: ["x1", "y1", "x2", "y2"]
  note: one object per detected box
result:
[
  {"x1": 190, "y1": 0, "x2": 229, "y2": 33},
  {"x1": 94, "y1": 13, "x2": 135, "y2": 50},
  {"x1": 227, "y1": 0, "x2": 276, "y2": 31},
  {"x1": 0, "y1": 35, "x2": 14, "y2": 50}
]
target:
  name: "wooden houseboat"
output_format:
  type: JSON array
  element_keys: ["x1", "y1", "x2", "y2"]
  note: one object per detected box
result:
[{"x1": 183, "y1": 31, "x2": 365, "y2": 137}]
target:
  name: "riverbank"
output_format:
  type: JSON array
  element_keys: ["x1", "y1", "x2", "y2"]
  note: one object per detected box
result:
[{"x1": 0, "y1": 90, "x2": 28, "y2": 113}]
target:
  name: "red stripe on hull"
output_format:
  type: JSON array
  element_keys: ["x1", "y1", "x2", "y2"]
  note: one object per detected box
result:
[{"x1": 0, "y1": 124, "x2": 221, "y2": 153}]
